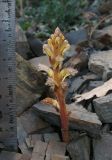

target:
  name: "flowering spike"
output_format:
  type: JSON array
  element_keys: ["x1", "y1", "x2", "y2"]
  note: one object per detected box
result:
[
  {"x1": 42, "y1": 28, "x2": 76, "y2": 142},
  {"x1": 43, "y1": 27, "x2": 70, "y2": 70}
]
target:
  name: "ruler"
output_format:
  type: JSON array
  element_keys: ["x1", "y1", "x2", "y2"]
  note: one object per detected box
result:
[{"x1": 0, "y1": 0, "x2": 17, "y2": 150}]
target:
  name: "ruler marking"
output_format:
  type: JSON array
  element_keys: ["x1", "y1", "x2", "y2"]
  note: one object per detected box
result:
[{"x1": 0, "y1": 0, "x2": 17, "y2": 150}]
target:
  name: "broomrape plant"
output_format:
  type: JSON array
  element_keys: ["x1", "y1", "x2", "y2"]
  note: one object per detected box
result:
[{"x1": 42, "y1": 27, "x2": 77, "y2": 142}]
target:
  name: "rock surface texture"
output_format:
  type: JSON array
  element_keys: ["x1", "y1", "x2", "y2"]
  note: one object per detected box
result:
[
  {"x1": 93, "y1": 134, "x2": 112, "y2": 160},
  {"x1": 67, "y1": 135, "x2": 90, "y2": 160},
  {"x1": 88, "y1": 50, "x2": 112, "y2": 80},
  {"x1": 19, "y1": 108, "x2": 49, "y2": 134},
  {"x1": 16, "y1": 24, "x2": 30, "y2": 59},
  {"x1": 93, "y1": 93, "x2": 112, "y2": 123},
  {"x1": 33, "y1": 102, "x2": 102, "y2": 137},
  {"x1": 16, "y1": 53, "x2": 47, "y2": 115}
]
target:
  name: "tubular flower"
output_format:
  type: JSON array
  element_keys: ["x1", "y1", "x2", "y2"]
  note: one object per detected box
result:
[
  {"x1": 43, "y1": 27, "x2": 70, "y2": 69},
  {"x1": 42, "y1": 97, "x2": 60, "y2": 111},
  {"x1": 47, "y1": 68, "x2": 77, "y2": 87}
]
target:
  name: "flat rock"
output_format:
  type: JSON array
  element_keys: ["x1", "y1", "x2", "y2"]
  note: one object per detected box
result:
[
  {"x1": 17, "y1": 118, "x2": 31, "y2": 158},
  {"x1": 43, "y1": 132, "x2": 60, "y2": 142},
  {"x1": 93, "y1": 134, "x2": 112, "y2": 160},
  {"x1": 63, "y1": 51, "x2": 88, "y2": 70},
  {"x1": 45, "y1": 141, "x2": 66, "y2": 160},
  {"x1": 16, "y1": 53, "x2": 47, "y2": 115},
  {"x1": 29, "y1": 56, "x2": 50, "y2": 70},
  {"x1": 16, "y1": 87, "x2": 40, "y2": 116},
  {"x1": 31, "y1": 141, "x2": 48, "y2": 160},
  {"x1": 64, "y1": 45, "x2": 77, "y2": 58},
  {"x1": 67, "y1": 73, "x2": 98, "y2": 94},
  {"x1": 102, "y1": 124, "x2": 110, "y2": 133},
  {"x1": 25, "y1": 134, "x2": 42, "y2": 148},
  {"x1": 67, "y1": 135, "x2": 90, "y2": 160},
  {"x1": 88, "y1": 50, "x2": 112, "y2": 80},
  {"x1": 19, "y1": 108, "x2": 49, "y2": 134},
  {"x1": 92, "y1": 25, "x2": 112, "y2": 49},
  {"x1": 88, "y1": 81, "x2": 104, "y2": 90},
  {"x1": 65, "y1": 29, "x2": 88, "y2": 45},
  {"x1": 94, "y1": 25, "x2": 112, "y2": 39},
  {"x1": 26, "y1": 32, "x2": 44, "y2": 57},
  {"x1": 52, "y1": 155, "x2": 70, "y2": 160},
  {"x1": 31, "y1": 141, "x2": 66, "y2": 160},
  {"x1": 0, "y1": 151, "x2": 24, "y2": 160},
  {"x1": 93, "y1": 93, "x2": 112, "y2": 123},
  {"x1": 34, "y1": 126, "x2": 55, "y2": 134},
  {"x1": 33, "y1": 102, "x2": 102, "y2": 137}
]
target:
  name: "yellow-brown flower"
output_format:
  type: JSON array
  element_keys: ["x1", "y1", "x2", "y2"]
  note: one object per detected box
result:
[{"x1": 43, "y1": 27, "x2": 70, "y2": 69}]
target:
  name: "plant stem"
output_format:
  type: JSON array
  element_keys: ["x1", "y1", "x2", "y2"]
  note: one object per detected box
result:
[{"x1": 55, "y1": 86, "x2": 69, "y2": 142}]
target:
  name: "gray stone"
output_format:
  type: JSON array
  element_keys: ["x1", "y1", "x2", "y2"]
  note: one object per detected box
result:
[
  {"x1": 16, "y1": 24, "x2": 30, "y2": 59},
  {"x1": 93, "y1": 93, "x2": 112, "y2": 123},
  {"x1": 93, "y1": 134, "x2": 112, "y2": 160},
  {"x1": 63, "y1": 50, "x2": 88, "y2": 70},
  {"x1": 29, "y1": 56, "x2": 50, "y2": 70},
  {"x1": 69, "y1": 131, "x2": 81, "y2": 142},
  {"x1": 67, "y1": 135, "x2": 90, "y2": 160},
  {"x1": 16, "y1": 87, "x2": 40, "y2": 116},
  {"x1": 35, "y1": 126, "x2": 55, "y2": 134},
  {"x1": 17, "y1": 118, "x2": 31, "y2": 158},
  {"x1": 65, "y1": 29, "x2": 88, "y2": 45},
  {"x1": 25, "y1": 134, "x2": 42, "y2": 148},
  {"x1": 33, "y1": 102, "x2": 102, "y2": 137},
  {"x1": 31, "y1": 141, "x2": 48, "y2": 160},
  {"x1": 64, "y1": 45, "x2": 77, "y2": 58},
  {"x1": 26, "y1": 32, "x2": 44, "y2": 57},
  {"x1": 88, "y1": 50, "x2": 112, "y2": 80},
  {"x1": 0, "y1": 151, "x2": 23, "y2": 160},
  {"x1": 102, "y1": 124, "x2": 110, "y2": 133},
  {"x1": 92, "y1": 25, "x2": 112, "y2": 50},
  {"x1": 52, "y1": 155, "x2": 70, "y2": 160},
  {"x1": 43, "y1": 133, "x2": 60, "y2": 142},
  {"x1": 45, "y1": 141, "x2": 66, "y2": 160},
  {"x1": 87, "y1": 103, "x2": 93, "y2": 112},
  {"x1": 94, "y1": 25, "x2": 112, "y2": 39},
  {"x1": 68, "y1": 73, "x2": 98, "y2": 94},
  {"x1": 16, "y1": 53, "x2": 47, "y2": 115},
  {"x1": 19, "y1": 108, "x2": 49, "y2": 134},
  {"x1": 88, "y1": 81, "x2": 104, "y2": 90}
]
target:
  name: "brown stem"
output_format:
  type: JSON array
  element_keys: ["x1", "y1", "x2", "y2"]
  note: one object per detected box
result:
[{"x1": 55, "y1": 86, "x2": 69, "y2": 142}]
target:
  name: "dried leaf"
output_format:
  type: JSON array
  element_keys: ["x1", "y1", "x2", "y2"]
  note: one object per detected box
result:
[
  {"x1": 41, "y1": 97, "x2": 60, "y2": 111},
  {"x1": 74, "y1": 78, "x2": 112, "y2": 102}
]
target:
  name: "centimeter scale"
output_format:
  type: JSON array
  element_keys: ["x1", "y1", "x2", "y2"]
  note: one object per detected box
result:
[{"x1": 0, "y1": 0, "x2": 17, "y2": 150}]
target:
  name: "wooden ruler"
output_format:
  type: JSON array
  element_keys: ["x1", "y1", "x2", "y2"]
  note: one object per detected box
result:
[{"x1": 0, "y1": 0, "x2": 17, "y2": 150}]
